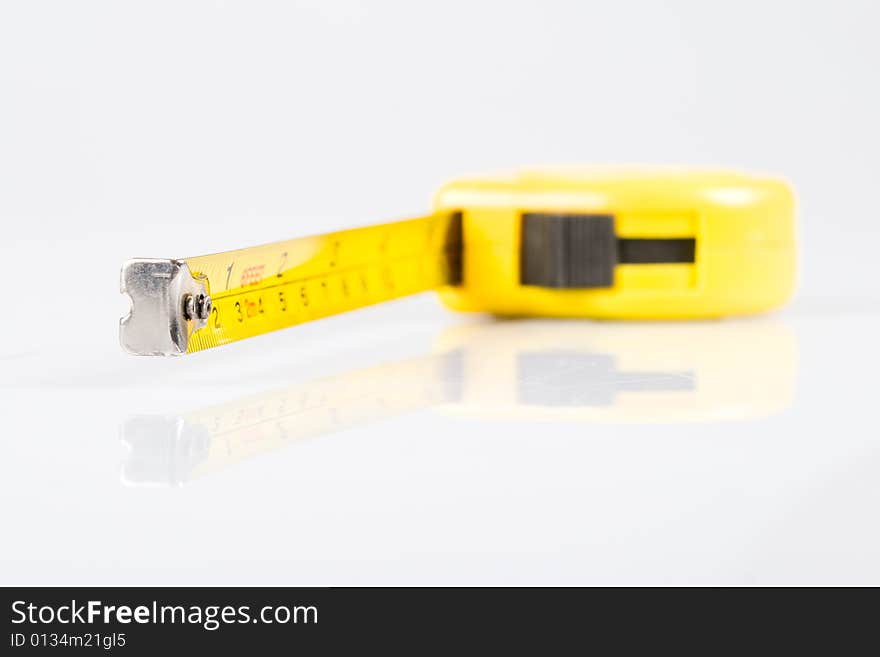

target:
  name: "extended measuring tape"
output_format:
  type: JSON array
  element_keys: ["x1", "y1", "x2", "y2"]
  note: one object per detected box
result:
[{"x1": 119, "y1": 168, "x2": 796, "y2": 356}]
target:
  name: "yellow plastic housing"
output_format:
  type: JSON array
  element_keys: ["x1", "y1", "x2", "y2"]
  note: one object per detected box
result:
[{"x1": 434, "y1": 167, "x2": 796, "y2": 319}]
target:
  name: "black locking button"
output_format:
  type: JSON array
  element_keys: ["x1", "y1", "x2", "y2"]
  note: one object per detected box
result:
[
  {"x1": 520, "y1": 213, "x2": 695, "y2": 289},
  {"x1": 521, "y1": 213, "x2": 617, "y2": 288}
]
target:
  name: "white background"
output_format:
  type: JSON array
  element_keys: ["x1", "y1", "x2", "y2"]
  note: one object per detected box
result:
[{"x1": 1, "y1": 1, "x2": 878, "y2": 584}]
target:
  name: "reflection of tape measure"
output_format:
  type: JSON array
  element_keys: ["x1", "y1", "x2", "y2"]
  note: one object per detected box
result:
[
  {"x1": 120, "y1": 319, "x2": 797, "y2": 485},
  {"x1": 435, "y1": 320, "x2": 798, "y2": 423},
  {"x1": 120, "y1": 353, "x2": 457, "y2": 485},
  {"x1": 120, "y1": 168, "x2": 796, "y2": 355}
]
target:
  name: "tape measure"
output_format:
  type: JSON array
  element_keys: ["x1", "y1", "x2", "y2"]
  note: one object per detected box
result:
[{"x1": 119, "y1": 167, "x2": 796, "y2": 356}]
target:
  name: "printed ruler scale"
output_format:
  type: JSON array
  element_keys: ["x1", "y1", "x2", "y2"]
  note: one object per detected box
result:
[{"x1": 186, "y1": 213, "x2": 462, "y2": 353}]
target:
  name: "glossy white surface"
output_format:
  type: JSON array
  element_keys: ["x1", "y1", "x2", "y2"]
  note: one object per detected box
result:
[
  {"x1": 2, "y1": 1, "x2": 879, "y2": 585},
  {"x1": 2, "y1": 296, "x2": 878, "y2": 585}
]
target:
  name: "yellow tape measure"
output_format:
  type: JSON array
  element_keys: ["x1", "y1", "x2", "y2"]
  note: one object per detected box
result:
[{"x1": 120, "y1": 167, "x2": 796, "y2": 356}]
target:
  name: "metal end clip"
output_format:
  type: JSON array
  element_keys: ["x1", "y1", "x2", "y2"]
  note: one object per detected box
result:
[{"x1": 119, "y1": 259, "x2": 211, "y2": 356}]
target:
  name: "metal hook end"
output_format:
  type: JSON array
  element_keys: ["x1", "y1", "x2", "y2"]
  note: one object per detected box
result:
[{"x1": 119, "y1": 259, "x2": 209, "y2": 356}]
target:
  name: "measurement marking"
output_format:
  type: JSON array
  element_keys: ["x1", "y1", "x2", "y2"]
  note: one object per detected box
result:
[{"x1": 208, "y1": 248, "x2": 458, "y2": 301}]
